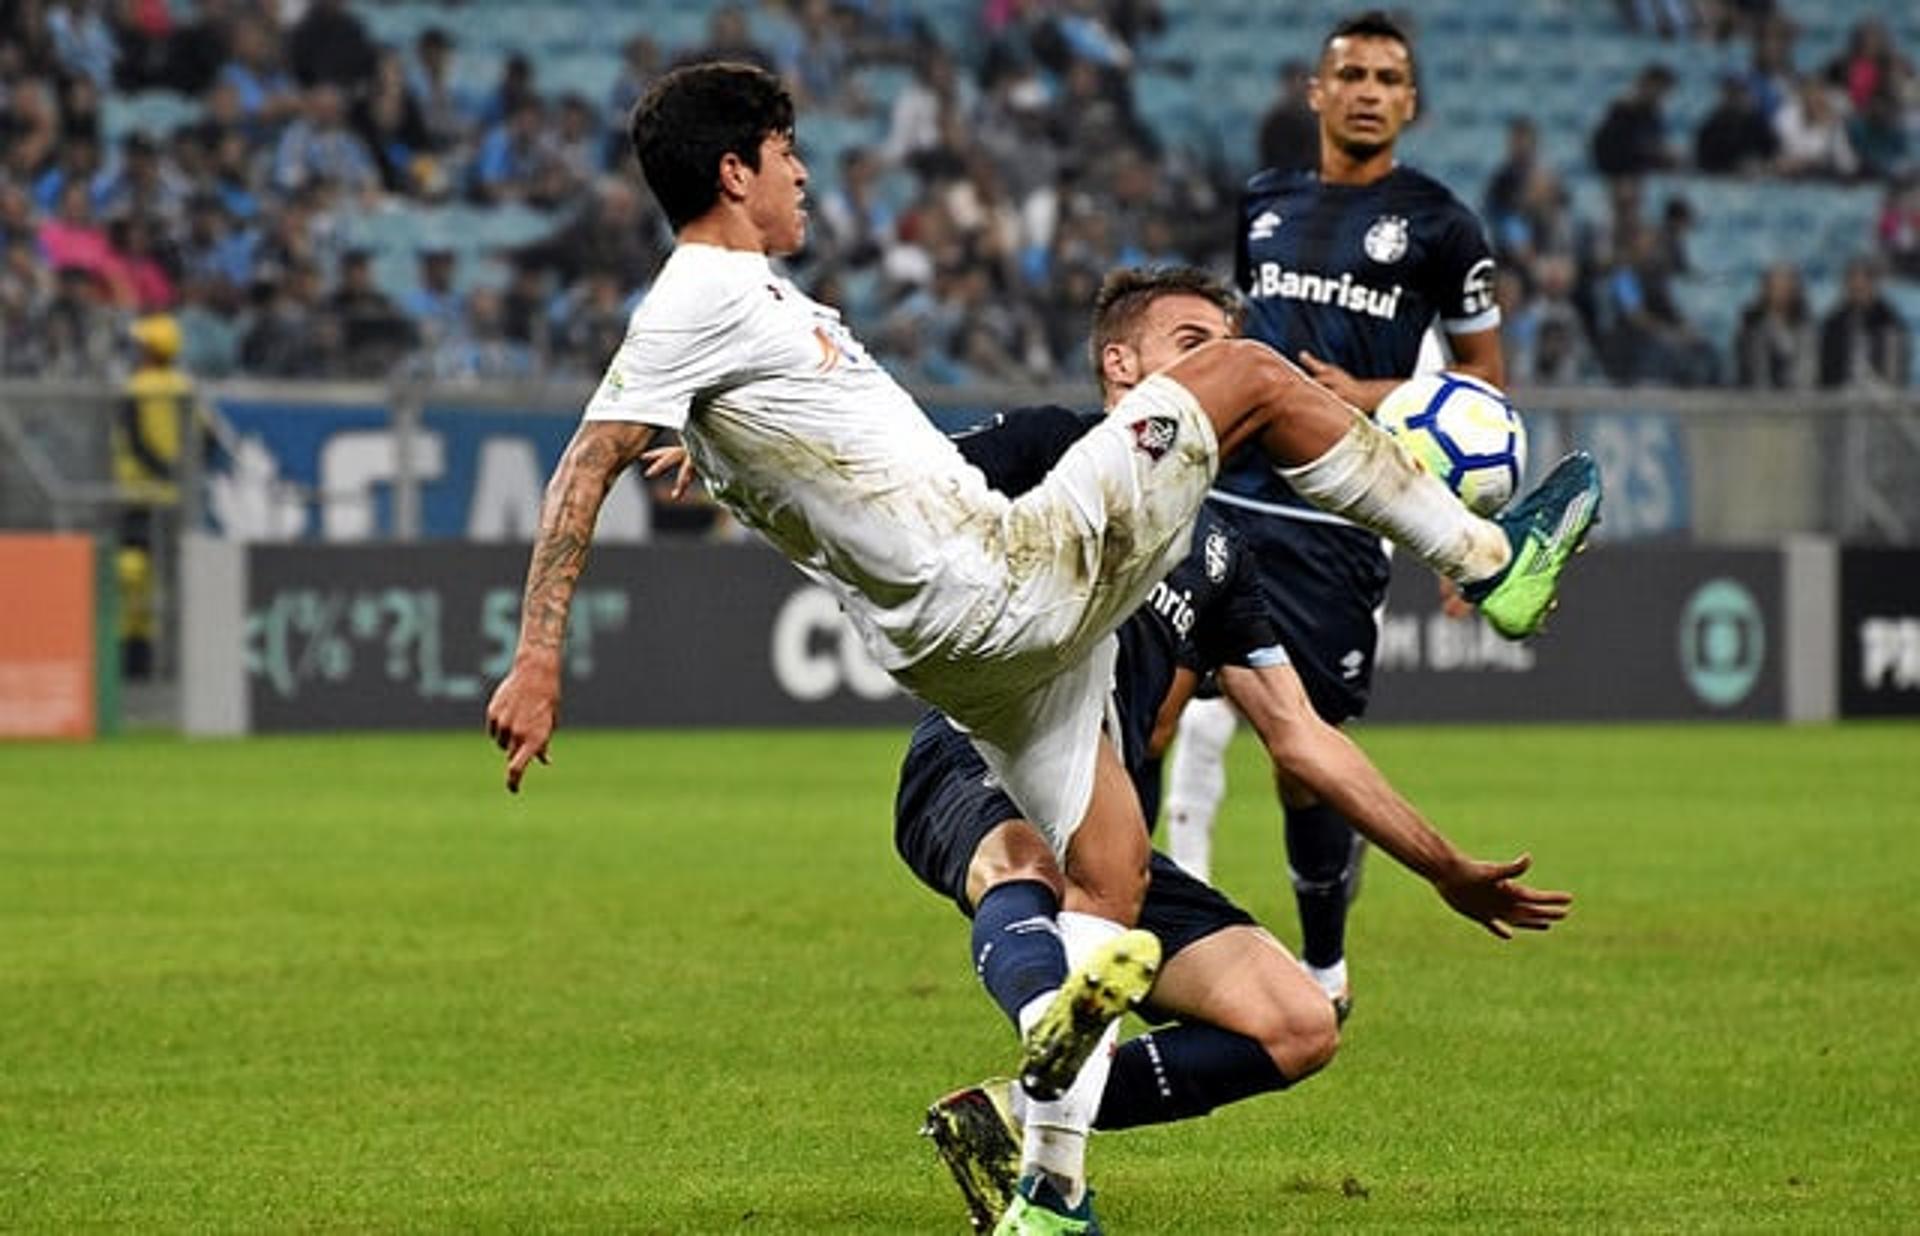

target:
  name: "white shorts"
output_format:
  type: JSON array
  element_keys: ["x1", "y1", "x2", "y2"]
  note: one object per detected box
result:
[{"x1": 896, "y1": 373, "x2": 1219, "y2": 849}]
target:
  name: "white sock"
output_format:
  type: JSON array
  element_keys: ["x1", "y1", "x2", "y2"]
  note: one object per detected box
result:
[
  {"x1": 1280, "y1": 418, "x2": 1510, "y2": 584},
  {"x1": 1306, "y1": 957, "x2": 1348, "y2": 1002},
  {"x1": 1020, "y1": 912, "x2": 1128, "y2": 1208},
  {"x1": 1163, "y1": 697, "x2": 1236, "y2": 882}
]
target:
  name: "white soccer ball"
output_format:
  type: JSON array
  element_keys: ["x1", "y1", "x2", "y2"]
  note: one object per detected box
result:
[{"x1": 1375, "y1": 371, "x2": 1527, "y2": 516}]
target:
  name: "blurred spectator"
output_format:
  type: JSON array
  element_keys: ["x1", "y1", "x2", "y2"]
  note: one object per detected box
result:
[
  {"x1": 1595, "y1": 223, "x2": 1718, "y2": 385},
  {"x1": 1505, "y1": 255, "x2": 1600, "y2": 384},
  {"x1": 47, "y1": 0, "x2": 117, "y2": 90},
  {"x1": 816, "y1": 147, "x2": 895, "y2": 269},
  {"x1": 1740, "y1": 17, "x2": 1798, "y2": 121},
  {"x1": 178, "y1": 194, "x2": 256, "y2": 294},
  {"x1": 1616, "y1": 0, "x2": 1700, "y2": 39},
  {"x1": 354, "y1": 51, "x2": 434, "y2": 196},
  {"x1": 1822, "y1": 18, "x2": 1914, "y2": 114},
  {"x1": 429, "y1": 286, "x2": 535, "y2": 380},
  {"x1": 608, "y1": 35, "x2": 664, "y2": 125},
  {"x1": 92, "y1": 132, "x2": 191, "y2": 222},
  {"x1": 242, "y1": 263, "x2": 341, "y2": 376},
  {"x1": 1592, "y1": 64, "x2": 1681, "y2": 179},
  {"x1": 161, "y1": 0, "x2": 234, "y2": 95},
  {"x1": 58, "y1": 74, "x2": 102, "y2": 144},
  {"x1": 788, "y1": 0, "x2": 853, "y2": 109},
  {"x1": 1734, "y1": 264, "x2": 1816, "y2": 388},
  {"x1": 41, "y1": 266, "x2": 120, "y2": 377},
  {"x1": 1879, "y1": 177, "x2": 1920, "y2": 280},
  {"x1": 408, "y1": 28, "x2": 477, "y2": 154},
  {"x1": 1656, "y1": 193, "x2": 1695, "y2": 275},
  {"x1": 0, "y1": 234, "x2": 54, "y2": 374},
  {"x1": 1819, "y1": 258, "x2": 1910, "y2": 389},
  {"x1": 1695, "y1": 73, "x2": 1778, "y2": 174},
  {"x1": 3, "y1": 77, "x2": 64, "y2": 181},
  {"x1": 517, "y1": 176, "x2": 667, "y2": 287},
  {"x1": 32, "y1": 135, "x2": 104, "y2": 213},
  {"x1": 550, "y1": 95, "x2": 604, "y2": 188},
  {"x1": 1486, "y1": 118, "x2": 1540, "y2": 237},
  {"x1": 330, "y1": 248, "x2": 415, "y2": 376},
  {"x1": 1848, "y1": 86, "x2": 1909, "y2": 182},
  {"x1": 885, "y1": 46, "x2": 969, "y2": 170},
  {"x1": 107, "y1": 215, "x2": 175, "y2": 310},
  {"x1": 218, "y1": 15, "x2": 302, "y2": 139},
  {"x1": 287, "y1": 0, "x2": 378, "y2": 90},
  {"x1": 1256, "y1": 60, "x2": 1318, "y2": 176},
  {"x1": 551, "y1": 269, "x2": 630, "y2": 372},
  {"x1": 675, "y1": 4, "x2": 775, "y2": 72},
  {"x1": 499, "y1": 260, "x2": 553, "y2": 352},
  {"x1": 1773, "y1": 78, "x2": 1858, "y2": 181},
  {"x1": 400, "y1": 248, "x2": 464, "y2": 346},
  {"x1": 480, "y1": 54, "x2": 540, "y2": 130},
  {"x1": 274, "y1": 85, "x2": 381, "y2": 196}
]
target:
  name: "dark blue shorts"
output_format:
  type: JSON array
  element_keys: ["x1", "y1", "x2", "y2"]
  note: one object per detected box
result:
[
  {"x1": 1210, "y1": 501, "x2": 1391, "y2": 724},
  {"x1": 895, "y1": 714, "x2": 1255, "y2": 962}
]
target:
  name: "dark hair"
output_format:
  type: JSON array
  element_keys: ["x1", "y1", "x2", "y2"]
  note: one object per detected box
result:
[
  {"x1": 1322, "y1": 10, "x2": 1413, "y2": 64},
  {"x1": 1088, "y1": 266, "x2": 1242, "y2": 376},
  {"x1": 629, "y1": 61, "x2": 795, "y2": 231}
]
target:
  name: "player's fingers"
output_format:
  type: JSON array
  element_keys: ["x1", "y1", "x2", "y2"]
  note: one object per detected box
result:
[
  {"x1": 1489, "y1": 853, "x2": 1533, "y2": 881},
  {"x1": 1483, "y1": 917, "x2": 1513, "y2": 941},
  {"x1": 506, "y1": 740, "x2": 536, "y2": 793}
]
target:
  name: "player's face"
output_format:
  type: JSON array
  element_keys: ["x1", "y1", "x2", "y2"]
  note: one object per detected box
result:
[
  {"x1": 1104, "y1": 293, "x2": 1234, "y2": 401},
  {"x1": 745, "y1": 130, "x2": 809, "y2": 255},
  {"x1": 1311, "y1": 35, "x2": 1417, "y2": 160}
]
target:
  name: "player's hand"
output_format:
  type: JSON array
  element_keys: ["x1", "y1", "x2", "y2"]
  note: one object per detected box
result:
[
  {"x1": 486, "y1": 655, "x2": 561, "y2": 793},
  {"x1": 1298, "y1": 350, "x2": 1364, "y2": 407},
  {"x1": 1434, "y1": 853, "x2": 1572, "y2": 939},
  {"x1": 642, "y1": 445, "x2": 696, "y2": 501}
]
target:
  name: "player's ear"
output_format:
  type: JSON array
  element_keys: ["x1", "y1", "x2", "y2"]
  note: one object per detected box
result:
[
  {"x1": 1100, "y1": 340, "x2": 1138, "y2": 391},
  {"x1": 716, "y1": 150, "x2": 751, "y2": 201}
]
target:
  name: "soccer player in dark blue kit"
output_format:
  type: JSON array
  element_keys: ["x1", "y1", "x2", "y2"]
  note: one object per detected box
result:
[
  {"x1": 904, "y1": 269, "x2": 1570, "y2": 1235},
  {"x1": 1164, "y1": 11, "x2": 1513, "y2": 1021}
]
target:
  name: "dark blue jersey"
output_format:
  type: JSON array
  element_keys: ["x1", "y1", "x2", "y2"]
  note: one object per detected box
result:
[
  {"x1": 1213, "y1": 163, "x2": 1498, "y2": 719},
  {"x1": 950, "y1": 405, "x2": 1284, "y2": 807},
  {"x1": 1220, "y1": 162, "x2": 1498, "y2": 514}
]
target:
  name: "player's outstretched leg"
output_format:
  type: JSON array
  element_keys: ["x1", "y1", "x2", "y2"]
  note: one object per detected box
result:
[
  {"x1": 1018, "y1": 928, "x2": 1161, "y2": 1101},
  {"x1": 1459, "y1": 451, "x2": 1603, "y2": 637},
  {"x1": 923, "y1": 1079, "x2": 1022, "y2": 1233},
  {"x1": 1142, "y1": 341, "x2": 1602, "y2": 637}
]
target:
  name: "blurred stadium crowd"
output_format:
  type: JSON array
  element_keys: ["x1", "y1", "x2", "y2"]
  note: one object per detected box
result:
[{"x1": 1, "y1": 0, "x2": 1917, "y2": 392}]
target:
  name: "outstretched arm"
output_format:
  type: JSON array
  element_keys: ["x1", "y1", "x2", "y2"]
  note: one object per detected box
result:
[
  {"x1": 1216, "y1": 662, "x2": 1571, "y2": 938},
  {"x1": 486, "y1": 420, "x2": 656, "y2": 792}
]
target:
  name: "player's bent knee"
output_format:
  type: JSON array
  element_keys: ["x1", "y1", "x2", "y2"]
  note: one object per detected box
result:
[
  {"x1": 1269, "y1": 998, "x2": 1340, "y2": 1080},
  {"x1": 965, "y1": 821, "x2": 1064, "y2": 907}
]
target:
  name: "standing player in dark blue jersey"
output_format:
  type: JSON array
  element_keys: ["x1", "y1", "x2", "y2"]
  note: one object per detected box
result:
[
  {"x1": 904, "y1": 269, "x2": 1569, "y2": 1235},
  {"x1": 1164, "y1": 11, "x2": 1510, "y2": 1021}
]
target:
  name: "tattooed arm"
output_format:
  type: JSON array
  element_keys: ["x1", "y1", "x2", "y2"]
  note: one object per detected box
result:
[{"x1": 486, "y1": 420, "x2": 657, "y2": 791}]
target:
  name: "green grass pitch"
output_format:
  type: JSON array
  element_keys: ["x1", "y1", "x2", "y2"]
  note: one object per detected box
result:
[{"x1": 3, "y1": 723, "x2": 1917, "y2": 1232}]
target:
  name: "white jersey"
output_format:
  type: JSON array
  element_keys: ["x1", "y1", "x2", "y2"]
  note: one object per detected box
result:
[{"x1": 583, "y1": 243, "x2": 1005, "y2": 670}]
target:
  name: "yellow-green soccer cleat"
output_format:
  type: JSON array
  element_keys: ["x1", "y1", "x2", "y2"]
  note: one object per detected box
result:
[
  {"x1": 992, "y1": 1173, "x2": 1103, "y2": 1236},
  {"x1": 1018, "y1": 929, "x2": 1161, "y2": 1102},
  {"x1": 1462, "y1": 450, "x2": 1603, "y2": 639},
  {"x1": 922, "y1": 1079, "x2": 1021, "y2": 1232}
]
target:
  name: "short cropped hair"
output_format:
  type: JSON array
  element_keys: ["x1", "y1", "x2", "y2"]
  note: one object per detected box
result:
[
  {"x1": 629, "y1": 61, "x2": 795, "y2": 231},
  {"x1": 1321, "y1": 10, "x2": 1414, "y2": 66},
  {"x1": 1088, "y1": 266, "x2": 1242, "y2": 376}
]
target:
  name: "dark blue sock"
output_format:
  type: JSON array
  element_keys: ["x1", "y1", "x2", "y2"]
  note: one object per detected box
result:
[
  {"x1": 1286, "y1": 803, "x2": 1363, "y2": 969},
  {"x1": 1094, "y1": 1024, "x2": 1290, "y2": 1130},
  {"x1": 970, "y1": 880, "x2": 1066, "y2": 1030}
]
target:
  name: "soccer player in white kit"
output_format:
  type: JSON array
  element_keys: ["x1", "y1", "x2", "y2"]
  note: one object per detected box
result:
[{"x1": 485, "y1": 62, "x2": 1599, "y2": 1234}]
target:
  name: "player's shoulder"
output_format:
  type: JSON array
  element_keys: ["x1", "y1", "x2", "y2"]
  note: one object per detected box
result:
[
  {"x1": 1243, "y1": 165, "x2": 1316, "y2": 202},
  {"x1": 629, "y1": 244, "x2": 772, "y2": 328},
  {"x1": 1385, "y1": 163, "x2": 1479, "y2": 220}
]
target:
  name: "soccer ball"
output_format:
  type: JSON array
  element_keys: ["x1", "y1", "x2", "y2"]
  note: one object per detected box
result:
[{"x1": 1375, "y1": 372, "x2": 1527, "y2": 516}]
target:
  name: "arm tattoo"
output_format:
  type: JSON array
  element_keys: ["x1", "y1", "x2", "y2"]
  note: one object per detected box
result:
[{"x1": 519, "y1": 421, "x2": 654, "y2": 654}]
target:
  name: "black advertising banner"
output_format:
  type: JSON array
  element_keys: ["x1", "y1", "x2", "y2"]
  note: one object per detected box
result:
[
  {"x1": 1839, "y1": 548, "x2": 1920, "y2": 717},
  {"x1": 243, "y1": 543, "x2": 925, "y2": 731},
  {"x1": 1368, "y1": 547, "x2": 1783, "y2": 722}
]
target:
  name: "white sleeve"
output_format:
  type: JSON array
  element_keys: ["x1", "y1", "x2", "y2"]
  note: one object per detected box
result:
[{"x1": 583, "y1": 291, "x2": 754, "y2": 430}]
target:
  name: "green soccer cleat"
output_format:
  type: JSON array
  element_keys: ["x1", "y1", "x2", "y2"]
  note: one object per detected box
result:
[
  {"x1": 1019, "y1": 929, "x2": 1161, "y2": 1102},
  {"x1": 922, "y1": 1079, "x2": 1022, "y2": 1233},
  {"x1": 1462, "y1": 450, "x2": 1603, "y2": 639},
  {"x1": 992, "y1": 1173, "x2": 1103, "y2": 1236}
]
